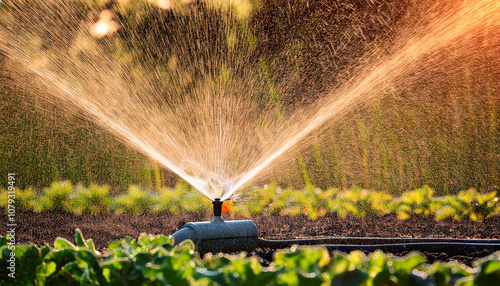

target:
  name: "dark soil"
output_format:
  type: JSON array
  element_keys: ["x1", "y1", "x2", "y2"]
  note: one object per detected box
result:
[{"x1": 2, "y1": 210, "x2": 499, "y2": 265}]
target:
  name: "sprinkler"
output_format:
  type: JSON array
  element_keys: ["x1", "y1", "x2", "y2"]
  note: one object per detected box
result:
[{"x1": 172, "y1": 198, "x2": 259, "y2": 254}]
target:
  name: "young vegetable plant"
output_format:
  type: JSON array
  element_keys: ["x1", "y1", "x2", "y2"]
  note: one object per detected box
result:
[
  {"x1": 72, "y1": 184, "x2": 112, "y2": 215},
  {"x1": 432, "y1": 189, "x2": 500, "y2": 221},
  {"x1": 35, "y1": 181, "x2": 73, "y2": 213},
  {"x1": 112, "y1": 185, "x2": 156, "y2": 214},
  {"x1": 390, "y1": 185, "x2": 434, "y2": 220},
  {"x1": 1, "y1": 230, "x2": 500, "y2": 285}
]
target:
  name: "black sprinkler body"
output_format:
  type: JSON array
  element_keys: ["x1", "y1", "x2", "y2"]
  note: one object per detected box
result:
[
  {"x1": 171, "y1": 198, "x2": 258, "y2": 254},
  {"x1": 212, "y1": 198, "x2": 223, "y2": 217}
]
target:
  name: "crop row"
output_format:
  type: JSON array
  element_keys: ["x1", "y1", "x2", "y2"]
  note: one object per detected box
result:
[
  {"x1": 1, "y1": 182, "x2": 499, "y2": 221},
  {"x1": 1, "y1": 229, "x2": 500, "y2": 286}
]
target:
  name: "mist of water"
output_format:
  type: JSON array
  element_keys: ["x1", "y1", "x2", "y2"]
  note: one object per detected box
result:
[
  {"x1": 226, "y1": 0, "x2": 500, "y2": 199},
  {"x1": 1, "y1": 0, "x2": 499, "y2": 200}
]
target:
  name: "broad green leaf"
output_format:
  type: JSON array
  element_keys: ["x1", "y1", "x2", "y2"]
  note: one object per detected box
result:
[
  {"x1": 0, "y1": 236, "x2": 8, "y2": 248},
  {"x1": 41, "y1": 244, "x2": 51, "y2": 258},
  {"x1": 368, "y1": 251, "x2": 393, "y2": 286},
  {"x1": 75, "y1": 249, "x2": 107, "y2": 285},
  {"x1": 331, "y1": 268, "x2": 369, "y2": 286},
  {"x1": 371, "y1": 268, "x2": 394, "y2": 286},
  {"x1": 392, "y1": 252, "x2": 427, "y2": 286},
  {"x1": 392, "y1": 252, "x2": 426, "y2": 273},
  {"x1": 16, "y1": 245, "x2": 41, "y2": 282},
  {"x1": 194, "y1": 268, "x2": 227, "y2": 285},
  {"x1": 274, "y1": 246, "x2": 329, "y2": 275},
  {"x1": 329, "y1": 253, "x2": 350, "y2": 274},
  {"x1": 410, "y1": 269, "x2": 434, "y2": 286},
  {"x1": 475, "y1": 260, "x2": 500, "y2": 286},
  {"x1": 101, "y1": 257, "x2": 143, "y2": 284},
  {"x1": 368, "y1": 250, "x2": 387, "y2": 269},
  {"x1": 75, "y1": 228, "x2": 88, "y2": 248},
  {"x1": 225, "y1": 256, "x2": 275, "y2": 285},
  {"x1": 61, "y1": 261, "x2": 83, "y2": 285},
  {"x1": 276, "y1": 270, "x2": 299, "y2": 286},
  {"x1": 0, "y1": 244, "x2": 41, "y2": 285},
  {"x1": 427, "y1": 261, "x2": 452, "y2": 286},
  {"x1": 54, "y1": 237, "x2": 76, "y2": 250},
  {"x1": 38, "y1": 248, "x2": 76, "y2": 279},
  {"x1": 86, "y1": 239, "x2": 96, "y2": 252},
  {"x1": 107, "y1": 241, "x2": 122, "y2": 251},
  {"x1": 349, "y1": 251, "x2": 367, "y2": 269},
  {"x1": 455, "y1": 276, "x2": 474, "y2": 286}
]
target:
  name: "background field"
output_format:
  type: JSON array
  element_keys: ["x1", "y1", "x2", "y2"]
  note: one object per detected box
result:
[{"x1": 1, "y1": 0, "x2": 499, "y2": 196}]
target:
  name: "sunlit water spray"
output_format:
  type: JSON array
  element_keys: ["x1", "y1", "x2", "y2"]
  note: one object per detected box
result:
[
  {"x1": 226, "y1": 0, "x2": 500, "y2": 199},
  {"x1": 1, "y1": 0, "x2": 499, "y2": 200}
]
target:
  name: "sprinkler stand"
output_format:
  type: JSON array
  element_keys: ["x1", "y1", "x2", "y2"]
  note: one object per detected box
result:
[{"x1": 171, "y1": 198, "x2": 258, "y2": 254}]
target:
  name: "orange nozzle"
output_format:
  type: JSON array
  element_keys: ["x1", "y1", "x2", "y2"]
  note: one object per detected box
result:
[{"x1": 222, "y1": 201, "x2": 233, "y2": 213}]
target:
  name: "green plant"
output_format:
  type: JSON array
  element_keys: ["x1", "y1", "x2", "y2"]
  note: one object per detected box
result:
[
  {"x1": 432, "y1": 189, "x2": 500, "y2": 221},
  {"x1": 152, "y1": 187, "x2": 178, "y2": 213},
  {"x1": 2, "y1": 230, "x2": 500, "y2": 285},
  {"x1": 0, "y1": 187, "x2": 36, "y2": 210},
  {"x1": 391, "y1": 185, "x2": 435, "y2": 220},
  {"x1": 465, "y1": 190, "x2": 499, "y2": 221},
  {"x1": 174, "y1": 181, "x2": 210, "y2": 213},
  {"x1": 35, "y1": 181, "x2": 73, "y2": 212},
  {"x1": 0, "y1": 229, "x2": 193, "y2": 285},
  {"x1": 330, "y1": 187, "x2": 393, "y2": 217},
  {"x1": 0, "y1": 189, "x2": 6, "y2": 209},
  {"x1": 15, "y1": 187, "x2": 37, "y2": 210},
  {"x1": 270, "y1": 188, "x2": 311, "y2": 217},
  {"x1": 112, "y1": 185, "x2": 156, "y2": 214},
  {"x1": 242, "y1": 184, "x2": 277, "y2": 216},
  {"x1": 300, "y1": 185, "x2": 332, "y2": 220},
  {"x1": 5, "y1": 181, "x2": 500, "y2": 221},
  {"x1": 72, "y1": 184, "x2": 112, "y2": 215}
]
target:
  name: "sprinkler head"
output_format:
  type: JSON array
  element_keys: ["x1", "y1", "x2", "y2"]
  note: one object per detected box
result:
[{"x1": 212, "y1": 198, "x2": 223, "y2": 217}]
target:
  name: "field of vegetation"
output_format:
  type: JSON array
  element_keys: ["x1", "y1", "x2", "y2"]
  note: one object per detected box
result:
[
  {"x1": 1, "y1": 0, "x2": 499, "y2": 195},
  {"x1": 1, "y1": 228, "x2": 500, "y2": 285},
  {"x1": 2, "y1": 181, "x2": 499, "y2": 221}
]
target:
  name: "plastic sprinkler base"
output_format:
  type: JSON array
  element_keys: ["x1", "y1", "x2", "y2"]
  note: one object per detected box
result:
[{"x1": 171, "y1": 198, "x2": 258, "y2": 254}]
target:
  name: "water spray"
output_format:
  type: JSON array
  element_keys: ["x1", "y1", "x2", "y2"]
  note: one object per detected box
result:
[{"x1": 171, "y1": 198, "x2": 259, "y2": 254}]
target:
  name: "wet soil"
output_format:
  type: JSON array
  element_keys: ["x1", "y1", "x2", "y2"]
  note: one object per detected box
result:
[{"x1": 2, "y1": 210, "x2": 499, "y2": 265}]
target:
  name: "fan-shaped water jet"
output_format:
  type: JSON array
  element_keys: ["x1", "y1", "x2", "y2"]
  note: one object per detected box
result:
[{"x1": 1, "y1": 0, "x2": 499, "y2": 200}]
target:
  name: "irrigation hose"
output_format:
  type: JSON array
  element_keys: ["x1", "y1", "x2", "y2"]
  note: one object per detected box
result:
[
  {"x1": 320, "y1": 243, "x2": 500, "y2": 253},
  {"x1": 257, "y1": 238, "x2": 500, "y2": 253}
]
